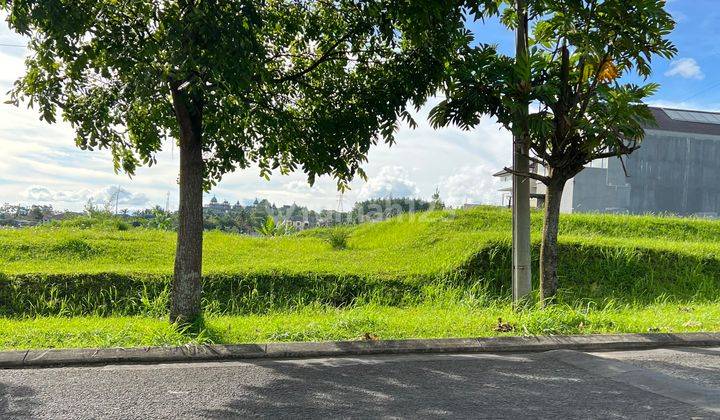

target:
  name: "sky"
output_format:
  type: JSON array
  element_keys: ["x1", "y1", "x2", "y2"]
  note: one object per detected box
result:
[{"x1": 0, "y1": 0, "x2": 718, "y2": 212}]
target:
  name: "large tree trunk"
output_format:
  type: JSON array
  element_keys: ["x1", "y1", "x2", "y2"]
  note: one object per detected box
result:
[
  {"x1": 170, "y1": 87, "x2": 204, "y2": 324},
  {"x1": 539, "y1": 178, "x2": 566, "y2": 303}
]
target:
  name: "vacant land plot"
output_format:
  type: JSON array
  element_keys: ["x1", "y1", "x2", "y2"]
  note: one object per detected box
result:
[{"x1": 1, "y1": 207, "x2": 719, "y2": 349}]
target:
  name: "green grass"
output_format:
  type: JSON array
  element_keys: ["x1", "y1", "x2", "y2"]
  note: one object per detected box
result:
[
  {"x1": 1, "y1": 206, "x2": 720, "y2": 350},
  {"x1": 2, "y1": 301, "x2": 718, "y2": 350},
  {"x1": 1, "y1": 211, "x2": 491, "y2": 277},
  {"x1": 3, "y1": 207, "x2": 720, "y2": 277}
]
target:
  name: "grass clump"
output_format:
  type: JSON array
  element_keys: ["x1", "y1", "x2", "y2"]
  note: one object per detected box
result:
[
  {"x1": 47, "y1": 214, "x2": 131, "y2": 231},
  {"x1": 51, "y1": 238, "x2": 97, "y2": 257},
  {"x1": 308, "y1": 227, "x2": 352, "y2": 250},
  {"x1": 326, "y1": 229, "x2": 350, "y2": 250}
]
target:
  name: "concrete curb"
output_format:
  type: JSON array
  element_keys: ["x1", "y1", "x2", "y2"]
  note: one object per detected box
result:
[{"x1": 2, "y1": 332, "x2": 719, "y2": 369}]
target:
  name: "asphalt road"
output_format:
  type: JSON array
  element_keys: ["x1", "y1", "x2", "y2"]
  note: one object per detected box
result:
[{"x1": 1, "y1": 347, "x2": 719, "y2": 419}]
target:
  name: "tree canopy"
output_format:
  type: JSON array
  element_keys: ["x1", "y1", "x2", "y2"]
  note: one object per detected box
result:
[
  {"x1": 431, "y1": 0, "x2": 676, "y2": 181},
  {"x1": 4, "y1": 0, "x2": 488, "y2": 188}
]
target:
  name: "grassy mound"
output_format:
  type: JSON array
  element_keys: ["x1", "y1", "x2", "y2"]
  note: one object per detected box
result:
[{"x1": 1, "y1": 207, "x2": 720, "y2": 317}]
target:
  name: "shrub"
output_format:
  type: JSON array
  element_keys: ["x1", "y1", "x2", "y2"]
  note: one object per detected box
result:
[
  {"x1": 145, "y1": 208, "x2": 175, "y2": 231},
  {"x1": 326, "y1": 229, "x2": 350, "y2": 250},
  {"x1": 48, "y1": 214, "x2": 131, "y2": 231},
  {"x1": 256, "y1": 216, "x2": 295, "y2": 237}
]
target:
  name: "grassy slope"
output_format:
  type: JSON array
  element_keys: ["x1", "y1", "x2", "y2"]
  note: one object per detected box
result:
[
  {"x1": 2, "y1": 206, "x2": 720, "y2": 349},
  {"x1": 0, "y1": 211, "x2": 500, "y2": 278},
  {"x1": 3, "y1": 206, "x2": 720, "y2": 277}
]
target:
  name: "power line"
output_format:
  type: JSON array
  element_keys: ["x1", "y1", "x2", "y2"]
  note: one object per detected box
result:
[
  {"x1": 0, "y1": 43, "x2": 26, "y2": 48},
  {"x1": 679, "y1": 79, "x2": 720, "y2": 103}
]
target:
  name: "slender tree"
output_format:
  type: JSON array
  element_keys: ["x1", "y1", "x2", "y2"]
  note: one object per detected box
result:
[
  {"x1": 431, "y1": 187, "x2": 445, "y2": 210},
  {"x1": 3, "y1": 0, "x2": 492, "y2": 323},
  {"x1": 430, "y1": 0, "x2": 676, "y2": 302}
]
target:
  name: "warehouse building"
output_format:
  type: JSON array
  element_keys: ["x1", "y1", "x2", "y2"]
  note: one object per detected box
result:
[{"x1": 494, "y1": 107, "x2": 720, "y2": 217}]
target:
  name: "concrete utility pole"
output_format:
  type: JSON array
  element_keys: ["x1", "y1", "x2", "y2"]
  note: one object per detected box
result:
[
  {"x1": 512, "y1": 0, "x2": 532, "y2": 303},
  {"x1": 114, "y1": 187, "x2": 120, "y2": 215}
]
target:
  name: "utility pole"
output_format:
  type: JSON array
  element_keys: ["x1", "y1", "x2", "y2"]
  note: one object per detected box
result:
[
  {"x1": 114, "y1": 187, "x2": 120, "y2": 215},
  {"x1": 512, "y1": 0, "x2": 532, "y2": 303},
  {"x1": 336, "y1": 193, "x2": 344, "y2": 213}
]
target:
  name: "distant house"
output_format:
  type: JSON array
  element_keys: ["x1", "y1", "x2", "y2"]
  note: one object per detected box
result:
[
  {"x1": 288, "y1": 219, "x2": 311, "y2": 230},
  {"x1": 493, "y1": 163, "x2": 551, "y2": 210},
  {"x1": 204, "y1": 196, "x2": 232, "y2": 214},
  {"x1": 494, "y1": 106, "x2": 720, "y2": 217}
]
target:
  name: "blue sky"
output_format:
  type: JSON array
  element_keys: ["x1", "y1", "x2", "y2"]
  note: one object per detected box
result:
[{"x1": 0, "y1": 1, "x2": 717, "y2": 212}]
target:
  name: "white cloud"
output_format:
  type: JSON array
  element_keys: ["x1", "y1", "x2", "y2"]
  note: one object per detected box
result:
[
  {"x1": 0, "y1": 50, "x2": 27, "y2": 84},
  {"x1": 671, "y1": 10, "x2": 688, "y2": 23},
  {"x1": 1, "y1": 84, "x2": 512, "y2": 212},
  {"x1": 357, "y1": 166, "x2": 420, "y2": 200},
  {"x1": 439, "y1": 165, "x2": 502, "y2": 208},
  {"x1": 23, "y1": 185, "x2": 150, "y2": 208},
  {"x1": 96, "y1": 185, "x2": 151, "y2": 207},
  {"x1": 24, "y1": 186, "x2": 93, "y2": 203},
  {"x1": 665, "y1": 58, "x2": 704, "y2": 80},
  {"x1": 283, "y1": 180, "x2": 326, "y2": 194},
  {"x1": 646, "y1": 99, "x2": 720, "y2": 112}
]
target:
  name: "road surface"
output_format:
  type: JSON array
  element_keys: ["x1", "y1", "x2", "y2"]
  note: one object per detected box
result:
[{"x1": 1, "y1": 347, "x2": 719, "y2": 419}]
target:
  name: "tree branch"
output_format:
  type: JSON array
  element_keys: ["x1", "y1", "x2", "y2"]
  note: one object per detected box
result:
[
  {"x1": 526, "y1": 154, "x2": 547, "y2": 166},
  {"x1": 273, "y1": 30, "x2": 356, "y2": 84},
  {"x1": 503, "y1": 166, "x2": 551, "y2": 184},
  {"x1": 589, "y1": 144, "x2": 639, "y2": 160}
]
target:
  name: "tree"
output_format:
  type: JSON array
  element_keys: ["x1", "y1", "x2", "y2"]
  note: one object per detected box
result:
[
  {"x1": 431, "y1": 187, "x2": 445, "y2": 210},
  {"x1": 3, "y1": 0, "x2": 489, "y2": 323},
  {"x1": 148, "y1": 207, "x2": 175, "y2": 231},
  {"x1": 28, "y1": 206, "x2": 44, "y2": 222},
  {"x1": 430, "y1": 0, "x2": 676, "y2": 302}
]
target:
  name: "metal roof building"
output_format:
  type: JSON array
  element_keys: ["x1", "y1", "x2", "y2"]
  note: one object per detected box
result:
[{"x1": 495, "y1": 107, "x2": 720, "y2": 217}]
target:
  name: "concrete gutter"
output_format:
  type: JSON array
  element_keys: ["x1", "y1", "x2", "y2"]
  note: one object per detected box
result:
[{"x1": 2, "y1": 332, "x2": 719, "y2": 369}]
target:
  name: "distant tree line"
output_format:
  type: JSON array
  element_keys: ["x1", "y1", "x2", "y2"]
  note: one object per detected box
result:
[
  {"x1": 202, "y1": 195, "x2": 446, "y2": 233},
  {"x1": 0, "y1": 204, "x2": 62, "y2": 227},
  {"x1": 349, "y1": 195, "x2": 444, "y2": 222},
  {"x1": 0, "y1": 194, "x2": 446, "y2": 232}
]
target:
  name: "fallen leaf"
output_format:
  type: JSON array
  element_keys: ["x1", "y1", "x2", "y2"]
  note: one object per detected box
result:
[
  {"x1": 361, "y1": 332, "x2": 378, "y2": 341},
  {"x1": 494, "y1": 317, "x2": 514, "y2": 333}
]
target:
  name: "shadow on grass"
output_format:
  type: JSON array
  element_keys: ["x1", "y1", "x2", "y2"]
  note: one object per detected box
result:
[
  {"x1": 174, "y1": 316, "x2": 224, "y2": 345},
  {"x1": 467, "y1": 242, "x2": 720, "y2": 305}
]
